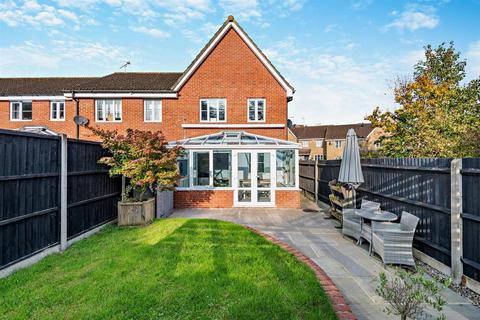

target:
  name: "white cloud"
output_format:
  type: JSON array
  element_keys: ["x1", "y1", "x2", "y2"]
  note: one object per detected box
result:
[
  {"x1": 0, "y1": 39, "x2": 132, "y2": 76},
  {"x1": 399, "y1": 49, "x2": 425, "y2": 67},
  {"x1": 323, "y1": 24, "x2": 336, "y2": 33},
  {"x1": 130, "y1": 26, "x2": 170, "y2": 38},
  {"x1": 265, "y1": 38, "x2": 406, "y2": 125},
  {"x1": 219, "y1": 0, "x2": 261, "y2": 21},
  {"x1": 0, "y1": 1, "x2": 83, "y2": 29},
  {"x1": 467, "y1": 41, "x2": 480, "y2": 78},
  {"x1": 384, "y1": 6, "x2": 439, "y2": 32},
  {"x1": 351, "y1": 0, "x2": 374, "y2": 11},
  {"x1": 345, "y1": 42, "x2": 356, "y2": 50},
  {"x1": 218, "y1": 0, "x2": 304, "y2": 24}
]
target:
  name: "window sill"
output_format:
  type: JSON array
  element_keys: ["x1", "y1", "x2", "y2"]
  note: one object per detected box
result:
[
  {"x1": 10, "y1": 119, "x2": 32, "y2": 122},
  {"x1": 50, "y1": 119, "x2": 66, "y2": 122}
]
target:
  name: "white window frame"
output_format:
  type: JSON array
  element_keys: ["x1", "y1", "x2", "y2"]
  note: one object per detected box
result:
[
  {"x1": 144, "y1": 99, "x2": 162, "y2": 122},
  {"x1": 10, "y1": 101, "x2": 32, "y2": 121},
  {"x1": 50, "y1": 101, "x2": 65, "y2": 121},
  {"x1": 95, "y1": 99, "x2": 122, "y2": 122},
  {"x1": 335, "y1": 140, "x2": 342, "y2": 148},
  {"x1": 315, "y1": 139, "x2": 323, "y2": 147},
  {"x1": 301, "y1": 140, "x2": 309, "y2": 148},
  {"x1": 199, "y1": 98, "x2": 227, "y2": 123},
  {"x1": 247, "y1": 98, "x2": 266, "y2": 122}
]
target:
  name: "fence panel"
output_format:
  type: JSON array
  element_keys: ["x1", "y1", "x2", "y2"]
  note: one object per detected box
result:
[
  {"x1": 299, "y1": 160, "x2": 315, "y2": 195},
  {"x1": 0, "y1": 130, "x2": 60, "y2": 269},
  {"x1": 317, "y1": 160, "x2": 341, "y2": 204},
  {"x1": 0, "y1": 130, "x2": 121, "y2": 271},
  {"x1": 462, "y1": 158, "x2": 480, "y2": 282},
  {"x1": 67, "y1": 139, "x2": 121, "y2": 239}
]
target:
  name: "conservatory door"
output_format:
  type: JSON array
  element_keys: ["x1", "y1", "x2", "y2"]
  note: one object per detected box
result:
[{"x1": 233, "y1": 150, "x2": 275, "y2": 207}]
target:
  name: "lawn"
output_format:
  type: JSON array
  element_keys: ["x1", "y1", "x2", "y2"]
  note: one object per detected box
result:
[{"x1": 0, "y1": 219, "x2": 337, "y2": 320}]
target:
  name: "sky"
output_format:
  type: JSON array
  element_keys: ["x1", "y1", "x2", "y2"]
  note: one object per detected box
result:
[{"x1": 1, "y1": 0, "x2": 479, "y2": 125}]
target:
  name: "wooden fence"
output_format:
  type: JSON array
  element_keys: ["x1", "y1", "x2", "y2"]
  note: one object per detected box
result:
[
  {"x1": 299, "y1": 158, "x2": 480, "y2": 287},
  {"x1": 0, "y1": 129, "x2": 121, "y2": 273}
]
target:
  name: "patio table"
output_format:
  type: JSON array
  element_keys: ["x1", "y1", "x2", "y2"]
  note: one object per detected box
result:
[{"x1": 355, "y1": 210, "x2": 397, "y2": 255}]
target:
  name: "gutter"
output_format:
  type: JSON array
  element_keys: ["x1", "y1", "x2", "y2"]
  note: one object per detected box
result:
[{"x1": 72, "y1": 91, "x2": 80, "y2": 139}]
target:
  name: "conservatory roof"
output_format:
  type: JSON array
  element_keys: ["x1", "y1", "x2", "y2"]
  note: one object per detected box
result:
[{"x1": 170, "y1": 131, "x2": 300, "y2": 149}]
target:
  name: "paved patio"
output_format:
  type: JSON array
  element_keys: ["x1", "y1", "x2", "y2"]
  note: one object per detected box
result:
[{"x1": 171, "y1": 198, "x2": 480, "y2": 320}]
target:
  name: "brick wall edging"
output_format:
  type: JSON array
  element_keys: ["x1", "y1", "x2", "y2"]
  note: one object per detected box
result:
[{"x1": 245, "y1": 226, "x2": 357, "y2": 320}]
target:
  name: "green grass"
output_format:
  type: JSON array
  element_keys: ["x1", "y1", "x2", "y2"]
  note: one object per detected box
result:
[{"x1": 0, "y1": 219, "x2": 337, "y2": 320}]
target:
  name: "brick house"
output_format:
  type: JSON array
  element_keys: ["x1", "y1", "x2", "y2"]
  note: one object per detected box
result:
[
  {"x1": 289, "y1": 123, "x2": 383, "y2": 160},
  {"x1": 0, "y1": 16, "x2": 301, "y2": 209}
]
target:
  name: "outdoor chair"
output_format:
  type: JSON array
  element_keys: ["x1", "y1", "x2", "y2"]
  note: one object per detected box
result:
[
  {"x1": 371, "y1": 211, "x2": 419, "y2": 268},
  {"x1": 342, "y1": 199, "x2": 382, "y2": 241}
]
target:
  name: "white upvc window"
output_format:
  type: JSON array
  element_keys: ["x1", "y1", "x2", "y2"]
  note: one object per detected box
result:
[
  {"x1": 315, "y1": 139, "x2": 323, "y2": 147},
  {"x1": 200, "y1": 98, "x2": 226, "y2": 122},
  {"x1": 144, "y1": 100, "x2": 162, "y2": 122},
  {"x1": 50, "y1": 101, "x2": 65, "y2": 121},
  {"x1": 301, "y1": 140, "x2": 309, "y2": 148},
  {"x1": 96, "y1": 99, "x2": 122, "y2": 122},
  {"x1": 335, "y1": 140, "x2": 342, "y2": 148},
  {"x1": 247, "y1": 98, "x2": 266, "y2": 122},
  {"x1": 10, "y1": 101, "x2": 32, "y2": 121}
]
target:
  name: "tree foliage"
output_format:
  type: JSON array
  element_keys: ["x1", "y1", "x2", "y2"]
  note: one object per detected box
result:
[
  {"x1": 89, "y1": 127, "x2": 182, "y2": 201},
  {"x1": 367, "y1": 42, "x2": 480, "y2": 157}
]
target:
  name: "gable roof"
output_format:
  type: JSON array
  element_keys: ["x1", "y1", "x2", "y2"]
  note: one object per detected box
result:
[
  {"x1": 172, "y1": 16, "x2": 294, "y2": 97},
  {"x1": 291, "y1": 123, "x2": 373, "y2": 140},
  {"x1": 325, "y1": 123, "x2": 372, "y2": 140},
  {"x1": 291, "y1": 125, "x2": 328, "y2": 140},
  {"x1": 66, "y1": 72, "x2": 182, "y2": 93},
  {"x1": 0, "y1": 77, "x2": 97, "y2": 97}
]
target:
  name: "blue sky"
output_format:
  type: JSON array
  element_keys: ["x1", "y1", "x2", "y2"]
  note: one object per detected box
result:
[{"x1": 1, "y1": 0, "x2": 479, "y2": 124}]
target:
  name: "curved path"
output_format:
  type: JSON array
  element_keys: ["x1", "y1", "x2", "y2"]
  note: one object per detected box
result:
[{"x1": 171, "y1": 198, "x2": 479, "y2": 320}]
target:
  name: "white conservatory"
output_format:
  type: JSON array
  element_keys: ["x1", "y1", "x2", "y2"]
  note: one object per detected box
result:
[{"x1": 170, "y1": 131, "x2": 300, "y2": 207}]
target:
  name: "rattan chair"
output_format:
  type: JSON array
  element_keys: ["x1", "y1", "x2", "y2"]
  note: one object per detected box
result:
[
  {"x1": 342, "y1": 200, "x2": 381, "y2": 242},
  {"x1": 372, "y1": 211, "x2": 419, "y2": 268}
]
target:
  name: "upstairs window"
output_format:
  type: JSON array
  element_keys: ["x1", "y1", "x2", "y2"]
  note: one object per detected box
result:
[
  {"x1": 10, "y1": 101, "x2": 32, "y2": 121},
  {"x1": 301, "y1": 140, "x2": 309, "y2": 148},
  {"x1": 144, "y1": 100, "x2": 162, "y2": 122},
  {"x1": 248, "y1": 98, "x2": 265, "y2": 122},
  {"x1": 200, "y1": 99, "x2": 226, "y2": 122},
  {"x1": 50, "y1": 101, "x2": 65, "y2": 121},
  {"x1": 335, "y1": 140, "x2": 342, "y2": 148},
  {"x1": 315, "y1": 140, "x2": 323, "y2": 147},
  {"x1": 96, "y1": 99, "x2": 122, "y2": 122}
]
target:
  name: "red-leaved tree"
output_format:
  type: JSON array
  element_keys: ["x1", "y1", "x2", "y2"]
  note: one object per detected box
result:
[{"x1": 88, "y1": 127, "x2": 182, "y2": 201}]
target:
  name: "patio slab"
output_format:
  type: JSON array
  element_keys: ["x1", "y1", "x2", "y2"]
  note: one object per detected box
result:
[{"x1": 170, "y1": 198, "x2": 480, "y2": 320}]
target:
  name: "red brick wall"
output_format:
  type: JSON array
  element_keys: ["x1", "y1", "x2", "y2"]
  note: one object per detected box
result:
[
  {"x1": 174, "y1": 189, "x2": 300, "y2": 209},
  {"x1": 174, "y1": 190, "x2": 234, "y2": 208},
  {"x1": 0, "y1": 28, "x2": 288, "y2": 142},
  {"x1": 276, "y1": 190, "x2": 301, "y2": 208},
  {"x1": 0, "y1": 100, "x2": 77, "y2": 137}
]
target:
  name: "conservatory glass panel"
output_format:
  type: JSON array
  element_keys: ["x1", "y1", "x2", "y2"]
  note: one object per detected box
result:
[{"x1": 276, "y1": 150, "x2": 295, "y2": 188}]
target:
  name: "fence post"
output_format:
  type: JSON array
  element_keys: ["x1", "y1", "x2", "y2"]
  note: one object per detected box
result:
[
  {"x1": 60, "y1": 134, "x2": 68, "y2": 251},
  {"x1": 314, "y1": 159, "x2": 319, "y2": 204},
  {"x1": 451, "y1": 158, "x2": 463, "y2": 284}
]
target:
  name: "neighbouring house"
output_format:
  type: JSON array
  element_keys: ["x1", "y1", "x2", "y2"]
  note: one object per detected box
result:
[
  {"x1": 0, "y1": 16, "x2": 300, "y2": 209},
  {"x1": 289, "y1": 123, "x2": 384, "y2": 160}
]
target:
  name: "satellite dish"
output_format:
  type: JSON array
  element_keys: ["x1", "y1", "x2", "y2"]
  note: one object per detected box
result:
[
  {"x1": 287, "y1": 119, "x2": 293, "y2": 128},
  {"x1": 74, "y1": 116, "x2": 89, "y2": 126}
]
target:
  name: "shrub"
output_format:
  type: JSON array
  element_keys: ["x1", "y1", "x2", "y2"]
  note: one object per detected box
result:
[
  {"x1": 376, "y1": 267, "x2": 451, "y2": 320},
  {"x1": 89, "y1": 127, "x2": 182, "y2": 201}
]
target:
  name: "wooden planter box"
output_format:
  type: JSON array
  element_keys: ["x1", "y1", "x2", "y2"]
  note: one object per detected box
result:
[{"x1": 118, "y1": 198, "x2": 155, "y2": 226}]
